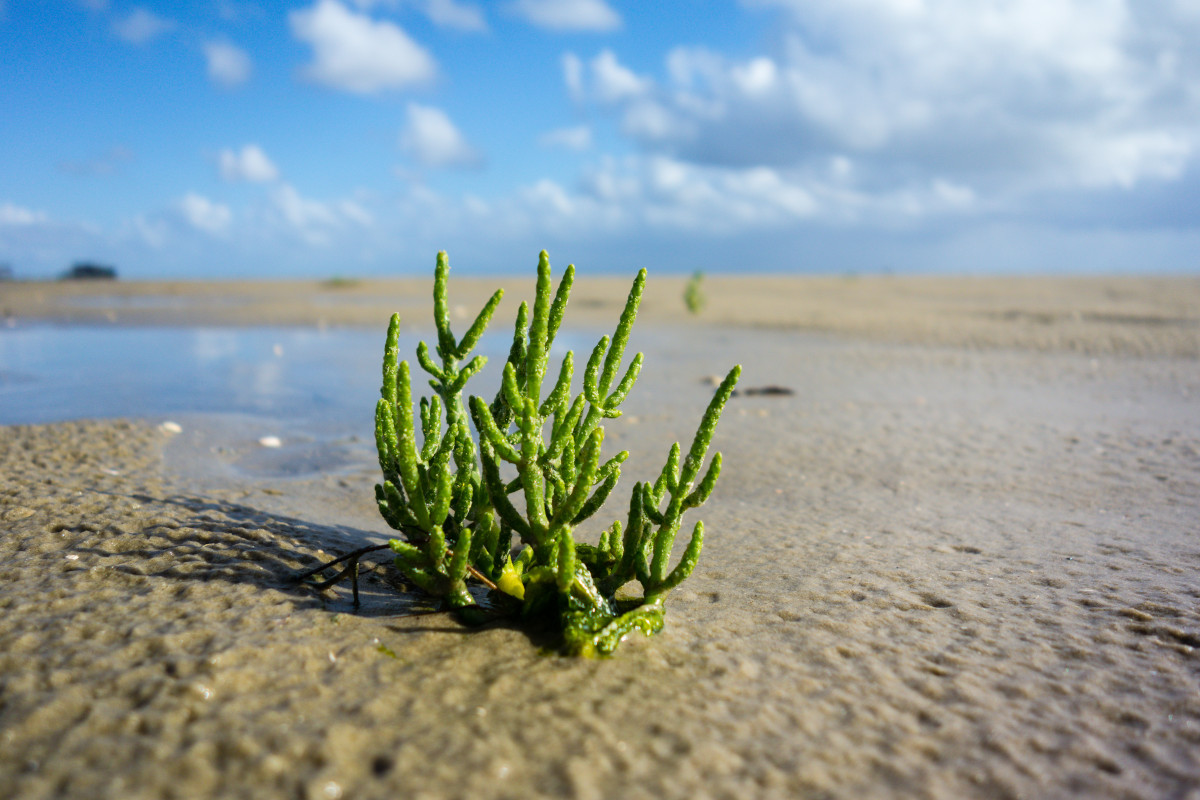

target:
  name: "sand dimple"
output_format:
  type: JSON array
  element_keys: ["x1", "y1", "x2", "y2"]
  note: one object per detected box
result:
[{"x1": 1, "y1": 330, "x2": 1199, "y2": 799}]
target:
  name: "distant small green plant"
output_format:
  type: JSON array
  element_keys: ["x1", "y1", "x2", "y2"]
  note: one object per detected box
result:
[
  {"x1": 358, "y1": 250, "x2": 738, "y2": 656},
  {"x1": 322, "y1": 276, "x2": 360, "y2": 289},
  {"x1": 684, "y1": 270, "x2": 706, "y2": 314}
]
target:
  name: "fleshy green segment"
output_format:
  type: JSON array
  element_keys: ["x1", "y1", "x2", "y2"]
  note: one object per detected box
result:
[{"x1": 371, "y1": 250, "x2": 740, "y2": 656}]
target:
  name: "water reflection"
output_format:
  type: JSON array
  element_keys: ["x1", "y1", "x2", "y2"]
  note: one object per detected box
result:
[
  {"x1": 61, "y1": 294, "x2": 250, "y2": 310},
  {"x1": 0, "y1": 324, "x2": 411, "y2": 427},
  {"x1": 0, "y1": 323, "x2": 587, "y2": 428}
]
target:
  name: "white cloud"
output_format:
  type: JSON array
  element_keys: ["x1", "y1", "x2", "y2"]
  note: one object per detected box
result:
[
  {"x1": 372, "y1": 154, "x2": 870, "y2": 246},
  {"x1": 290, "y1": 0, "x2": 435, "y2": 94},
  {"x1": 179, "y1": 193, "x2": 232, "y2": 234},
  {"x1": 1066, "y1": 130, "x2": 1191, "y2": 189},
  {"x1": 0, "y1": 202, "x2": 47, "y2": 226},
  {"x1": 610, "y1": 157, "x2": 820, "y2": 230},
  {"x1": 562, "y1": 53, "x2": 584, "y2": 100},
  {"x1": 354, "y1": 0, "x2": 485, "y2": 30},
  {"x1": 112, "y1": 8, "x2": 173, "y2": 44},
  {"x1": 567, "y1": 0, "x2": 1200, "y2": 212},
  {"x1": 486, "y1": 152, "x2": 992, "y2": 239},
  {"x1": 931, "y1": 179, "x2": 975, "y2": 209},
  {"x1": 399, "y1": 103, "x2": 483, "y2": 168},
  {"x1": 621, "y1": 100, "x2": 685, "y2": 141},
  {"x1": 337, "y1": 199, "x2": 374, "y2": 226},
  {"x1": 565, "y1": 51, "x2": 690, "y2": 141},
  {"x1": 272, "y1": 184, "x2": 336, "y2": 229},
  {"x1": 424, "y1": 0, "x2": 487, "y2": 32},
  {"x1": 521, "y1": 179, "x2": 575, "y2": 216},
  {"x1": 539, "y1": 125, "x2": 592, "y2": 151},
  {"x1": 58, "y1": 146, "x2": 134, "y2": 177},
  {"x1": 591, "y1": 50, "x2": 648, "y2": 102},
  {"x1": 133, "y1": 214, "x2": 168, "y2": 248},
  {"x1": 509, "y1": 0, "x2": 620, "y2": 32},
  {"x1": 217, "y1": 1, "x2": 263, "y2": 22},
  {"x1": 218, "y1": 145, "x2": 280, "y2": 183},
  {"x1": 266, "y1": 184, "x2": 372, "y2": 245},
  {"x1": 370, "y1": 152, "x2": 983, "y2": 259},
  {"x1": 203, "y1": 40, "x2": 252, "y2": 87},
  {"x1": 476, "y1": 156, "x2": 826, "y2": 236},
  {"x1": 731, "y1": 57, "x2": 776, "y2": 94}
]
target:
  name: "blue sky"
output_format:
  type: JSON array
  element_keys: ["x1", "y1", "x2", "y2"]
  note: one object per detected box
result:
[{"x1": 1, "y1": 0, "x2": 1198, "y2": 278}]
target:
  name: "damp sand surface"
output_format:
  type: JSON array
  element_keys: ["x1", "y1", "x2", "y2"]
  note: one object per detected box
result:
[{"x1": 1, "y1": 278, "x2": 1200, "y2": 799}]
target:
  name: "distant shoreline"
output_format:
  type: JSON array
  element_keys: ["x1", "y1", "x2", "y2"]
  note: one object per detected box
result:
[{"x1": 4, "y1": 273, "x2": 1198, "y2": 357}]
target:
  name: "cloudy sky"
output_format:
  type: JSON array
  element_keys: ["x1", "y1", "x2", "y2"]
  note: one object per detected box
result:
[{"x1": 1, "y1": 0, "x2": 1198, "y2": 278}]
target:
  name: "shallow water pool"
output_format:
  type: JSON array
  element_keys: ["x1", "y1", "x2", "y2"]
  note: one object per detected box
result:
[
  {"x1": 0, "y1": 324, "x2": 402, "y2": 427},
  {"x1": 0, "y1": 322, "x2": 606, "y2": 429}
]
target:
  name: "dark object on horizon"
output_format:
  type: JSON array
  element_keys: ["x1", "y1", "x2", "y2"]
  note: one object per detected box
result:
[
  {"x1": 735, "y1": 385, "x2": 794, "y2": 397},
  {"x1": 62, "y1": 262, "x2": 117, "y2": 281},
  {"x1": 0, "y1": 264, "x2": 12, "y2": 281},
  {"x1": 702, "y1": 374, "x2": 794, "y2": 397}
]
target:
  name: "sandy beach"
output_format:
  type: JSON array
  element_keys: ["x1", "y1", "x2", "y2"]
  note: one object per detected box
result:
[
  {"x1": 1, "y1": 274, "x2": 1199, "y2": 799},
  {"x1": 5, "y1": 272, "x2": 1200, "y2": 356}
]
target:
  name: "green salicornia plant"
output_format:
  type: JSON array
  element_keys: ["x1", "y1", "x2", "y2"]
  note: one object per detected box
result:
[
  {"x1": 373, "y1": 250, "x2": 739, "y2": 656},
  {"x1": 683, "y1": 270, "x2": 706, "y2": 315}
]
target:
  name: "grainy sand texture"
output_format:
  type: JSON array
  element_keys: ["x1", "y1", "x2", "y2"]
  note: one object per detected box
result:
[{"x1": 1, "y1": 275, "x2": 1198, "y2": 799}]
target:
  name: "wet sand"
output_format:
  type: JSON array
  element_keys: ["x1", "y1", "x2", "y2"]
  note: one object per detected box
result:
[{"x1": 1, "y1": 276, "x2": 1199, "y2": 799}]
